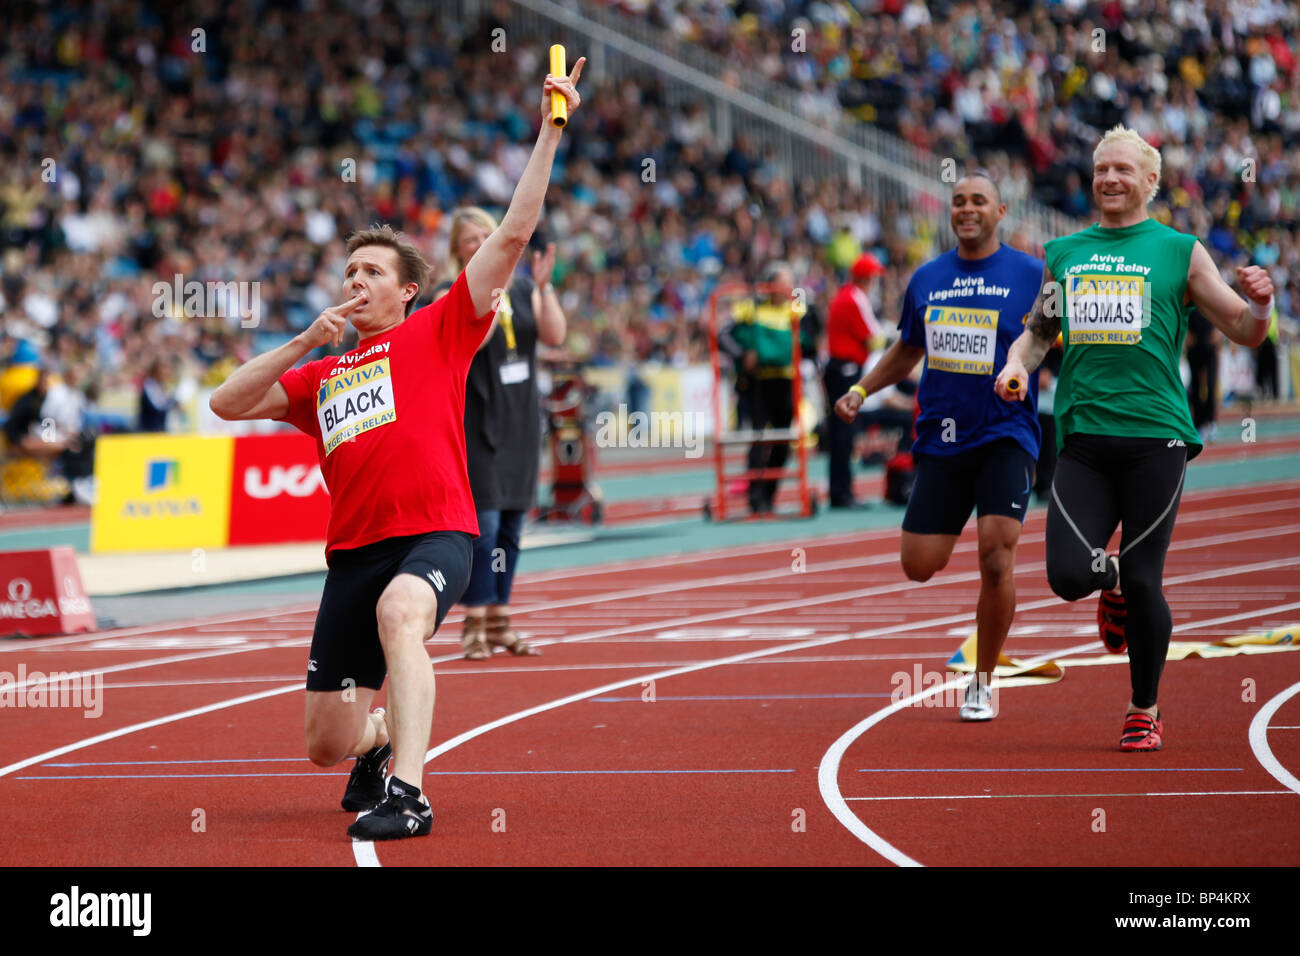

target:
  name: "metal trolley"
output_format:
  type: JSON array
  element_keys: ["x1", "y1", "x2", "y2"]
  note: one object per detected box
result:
[
  {"x1": 703, "y1": 282, "x2": 816, "y2": 521},
  {"x1": 536, "y1": 361, "x2": 603, "y2": 525}
]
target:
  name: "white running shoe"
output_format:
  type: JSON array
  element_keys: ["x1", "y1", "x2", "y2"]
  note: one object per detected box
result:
[{"x1": 960, "y1": 679, "x2": 995, "y2": 722}]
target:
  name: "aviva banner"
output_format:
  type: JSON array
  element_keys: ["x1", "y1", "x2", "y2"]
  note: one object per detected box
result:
[{"x1": 91, "y1": 435, "x2": 234, "y2": 552}]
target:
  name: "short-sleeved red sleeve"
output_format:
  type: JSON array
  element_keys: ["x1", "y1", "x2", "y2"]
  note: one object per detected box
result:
[
  {"x1": 277, "y1": 357, "x2": 327, "y2": 436},
  {"x1": 427, "y1": 269, "x2": 499, "y2": 369}
]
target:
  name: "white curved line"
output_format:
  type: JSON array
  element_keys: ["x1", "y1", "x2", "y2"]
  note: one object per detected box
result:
[
  {"x1": 1248, "y1": 680, "x2": 1300, "y2": 796},
  {"x1": 0, "y1": 683, "x2": 303, "y2": 779},
  {"x1": 351, "y1": 839, "x2": 380, "y2": 867},
  {"x1": 353, "y1": 553, "x2": 1300, "y2": 865},
  {"x1": 817, "y1": 641, "x2": 1102, "y2": 867}
]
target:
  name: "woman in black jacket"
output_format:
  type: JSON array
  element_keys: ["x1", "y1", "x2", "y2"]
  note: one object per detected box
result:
[{"x1": 437, "y1": 206, "x2": 567, "y2": 659}]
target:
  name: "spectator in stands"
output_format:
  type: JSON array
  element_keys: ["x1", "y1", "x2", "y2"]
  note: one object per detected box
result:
[
  {"x1": 3, "y1": 0, "x2": 1298, "y2": 428},
  {"x1": 137, "y1": 357, "x2": 176, "y2": 432},
  {"x1": 2, "y1": 364, "x2": 94, "y2": 504}
]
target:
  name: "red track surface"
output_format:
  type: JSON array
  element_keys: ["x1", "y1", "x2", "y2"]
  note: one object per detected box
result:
[{"x1": 1, "y1": 481, "x2": 1298, "y2": 866}]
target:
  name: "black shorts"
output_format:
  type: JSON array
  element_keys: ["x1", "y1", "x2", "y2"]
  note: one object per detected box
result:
[
  {"x1": 901, "y1": 438, "x2": 1036, "y2": 536},
  {"x1": 305, "y1": 531, "x2": 472, "y2": 692}
]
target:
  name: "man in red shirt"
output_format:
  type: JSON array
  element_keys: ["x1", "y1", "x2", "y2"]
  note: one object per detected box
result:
[
  {"x1": 824, "y1": 253, "x2": 885, "y2": 507},
  {"x1": 209, "y1": 60, "x2": 585, "y2": 840}
]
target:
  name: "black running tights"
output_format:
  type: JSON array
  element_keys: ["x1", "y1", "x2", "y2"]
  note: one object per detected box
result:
[{"x1": 1045, "y1": 433, "x2": 1188, "y2": 709}]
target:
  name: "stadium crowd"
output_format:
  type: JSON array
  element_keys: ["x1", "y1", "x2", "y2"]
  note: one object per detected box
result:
[{"x1": 0, "y1": 0, "x2": 1294, "y2": 472}]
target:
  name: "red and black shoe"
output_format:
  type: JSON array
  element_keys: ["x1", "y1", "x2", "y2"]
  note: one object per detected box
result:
[
  {"x1": 1120, "y1": 711, "x2": 1163, "y2": 752},
  {"x1": 1098, "y1": 589, "x2": 1127, "y2": 654}
]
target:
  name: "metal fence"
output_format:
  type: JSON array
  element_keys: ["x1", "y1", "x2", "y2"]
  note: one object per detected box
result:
[{"x1": 451, "y1": 0, "x2": 1085, "y2": 250}]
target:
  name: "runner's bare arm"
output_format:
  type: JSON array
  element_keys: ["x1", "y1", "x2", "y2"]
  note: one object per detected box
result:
[
  {"x1": 996, "y1": 264, "x2": 1057, "y2": 401},
  {"x1": 210, "y1": 294, "x2": 363, "y2": 420},
  {"x1": 208, "y1": 345, "x2": 299, "y2": 421},
  {"x1": 833, "y1": 339, "x2": 925, "y2": 423},
  {"x1": 464, "y1": 59, "x2": 585, "y2": 322},
  {"x1": 1186, "y1": 242, "x2": 1273, "y2": 347}
]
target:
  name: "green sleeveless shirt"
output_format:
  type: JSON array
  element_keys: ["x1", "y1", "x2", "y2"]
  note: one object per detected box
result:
[{"x1": 1044, "y1": 218, "x2": 1202, "y2": 458}]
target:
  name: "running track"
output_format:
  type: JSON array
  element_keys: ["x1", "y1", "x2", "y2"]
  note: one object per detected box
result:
[{"x1": 1, "y1": 480, "x2": 1298, "y2": 866}]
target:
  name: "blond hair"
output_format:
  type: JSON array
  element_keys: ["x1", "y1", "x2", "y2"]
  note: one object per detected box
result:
[
  {"x1": 345, "y1": 224, "x2": 430, "y2": 316},
  {"x1": 445, "y1": 206, "x2": 500, "y2": 280},
  {"x1": 1093, "y1": 125, "x2": 1162, "y2": 204}
]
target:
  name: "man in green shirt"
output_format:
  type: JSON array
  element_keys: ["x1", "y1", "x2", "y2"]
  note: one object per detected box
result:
[{"x1": 996, "y1": 125, "x2": 1276, "y2": 752}]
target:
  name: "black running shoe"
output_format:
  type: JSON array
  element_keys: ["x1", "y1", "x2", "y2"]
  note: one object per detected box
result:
[
  {"x1": 340, "y1": 741, "x2": 392, "y2": 812},
  {"x1": 347, "y1": 777, "x2": 433, "y2": 840}
]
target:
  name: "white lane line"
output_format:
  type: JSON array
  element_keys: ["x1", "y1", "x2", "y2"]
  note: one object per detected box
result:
[
  {"x1": 2, "y1": 486, "x2": 1293, "y2": 862},
  {"x1": 816, "y1": 642, "x2": 1100, "y2": 868},
  {"x1": 1248, "y1": 681, "x2": 1300, "y2": 796},
  {"x1": 349, "y1": 552, "x2": 1300, "y2": 864},
  {"x1": 8, "y1": 549, "x2": 1298, "y2": 790},
  {"x1": 89, "y1": 652, "x2": 982, "y2": 687},
  {"x1": 383, "y1": 557, "x2": 1300, "y2": 837},
  {"x1": 18, "y1": 488, "x2": 1294, "y2": 656},
  {"x1": 21, "y1": 526, "x2": 1294, "y2": 699},
  {"x1": 1, "y1": 645, "x2": 278, "y2": 693},
  {"x1": 518, "y1": 539, "x2": 1300, "y2": 654},
  {"x1": 0, "y1": 683, "x2": 304, "y2": 779},
  {"x1": 0, "y1": 602, "x2": 321, "y2": 653},
  {"x1": 1171, "y1": 600, "x2": 1300, "y2": 633},
  {"x1": 845, "y1": 790, "x2": 1295, "y2": 801},
  {"x1": 817, "y1": 595, "x2": 1300, "y2": 867},
  {"x1": 469, "y1": 503, "x2": 1300, "y2": 623},
  {"x1": 352, "y1": 840, "x2": 380, "y2": 866},
  {"x1": 353, "y1": 628, "x2": 1020, "y2": 866}
]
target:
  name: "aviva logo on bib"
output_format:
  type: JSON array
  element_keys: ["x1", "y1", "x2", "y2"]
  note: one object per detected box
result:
[
  {"x1": 1066, "y1": 274, "x2": 1149, "y2": 344},
  {"x1": 318, "y1": 358, "x2": 397, "y2": 455},
  {"x1": 923, "y1": 306, "x2": 998, "y2": 375}
]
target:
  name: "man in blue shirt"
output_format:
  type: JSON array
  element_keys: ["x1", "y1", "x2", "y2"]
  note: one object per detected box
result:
[{"x1": 835, "y1": 173, "x2": 1043, "y2": 721}]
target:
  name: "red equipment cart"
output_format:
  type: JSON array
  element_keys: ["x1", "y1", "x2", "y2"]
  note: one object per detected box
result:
[
  {"x1": 537, "y1": 361, "x2": 603, "y2": 525},
  {"x1": 703, "y1": 282, "x2": 816, "y2": 521}
]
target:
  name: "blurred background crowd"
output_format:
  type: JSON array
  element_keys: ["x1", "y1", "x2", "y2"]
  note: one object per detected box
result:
[{"x1": 1, "y1": 0, "x2": 1296, "y2": 495}]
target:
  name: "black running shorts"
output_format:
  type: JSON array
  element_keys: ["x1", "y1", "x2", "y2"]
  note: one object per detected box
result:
[
  {"x1": 305, "y1": 531, "x2": 472, "y2": 692},
  {"x1": 901, "y1": 438, "x2": 1036, "y2": 536}
]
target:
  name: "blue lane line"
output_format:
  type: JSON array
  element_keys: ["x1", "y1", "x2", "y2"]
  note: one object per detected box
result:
[
  {"x1": 856, "y1": 768, "x2": 1244, "y2": 773},
  {"x1": 591, "y1": 693, "x2": 896, "y2": 702},
  {"x1": 16, "y1": 768, "x2": 798, "y2": 781},
  {"x1": 17, "y1": 772, "x2": 343, "y2": 780},
  {"x1": 43, "y1": 758, "x2": 311, "y2": 767}
]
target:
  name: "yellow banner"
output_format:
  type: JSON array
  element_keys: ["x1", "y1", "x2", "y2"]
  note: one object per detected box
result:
[{"x1": 91, "y1": 435, "x2": 233, "y2": 552}]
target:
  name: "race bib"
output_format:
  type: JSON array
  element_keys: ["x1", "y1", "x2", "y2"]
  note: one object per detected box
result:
[
  {"x1": 500, "y1": 360, "x2": 530, "y2": 385},
  {"x1": 924, "y1": 306, "x2": 998, "y2": 375},
  {"x1": 317, "y1": 358, "x2": 396, "y2": 455},
  {"x1": 1066, "y1": 274, "x2": 1145, "y2": 344}
]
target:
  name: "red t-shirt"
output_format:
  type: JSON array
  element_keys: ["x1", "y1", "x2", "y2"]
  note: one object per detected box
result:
[
  {"x1": 277, "y1": 271, "x2": 495, "y2": 558},
  {"x1": 827, "y1": 282, "x2": 882, "y2": 365}
]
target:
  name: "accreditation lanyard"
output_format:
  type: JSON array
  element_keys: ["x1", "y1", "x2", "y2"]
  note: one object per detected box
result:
[
  {"x1": 496, "y1": 290, "x2": 529, "y2": 385},
  {"x1": 498, "y1": 290, "x2": 517, "y2": 360}
]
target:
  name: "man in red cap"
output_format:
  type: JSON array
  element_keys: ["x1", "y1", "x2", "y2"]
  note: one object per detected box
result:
[{"x1": 824, "y1": 253, "x2": 886, "y2": 507}]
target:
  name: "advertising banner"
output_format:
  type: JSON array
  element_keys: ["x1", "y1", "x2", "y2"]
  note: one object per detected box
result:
[
  {"x1": 228, "y1": 433, "x2": 329, "y2": 545},
  {"x1": 91, "y1": 435, "x2": 233, "y2": 552}
]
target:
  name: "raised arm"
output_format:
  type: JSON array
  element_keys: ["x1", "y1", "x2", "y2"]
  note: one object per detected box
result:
[
  {"x1": 995, "y1": 263, "x2": 1059, "y2": 402},
  {"x1": 1186, "y1": 242, "x2": 1274, "y2": 347},
  {"x1": 464, "y1": 59, "x2": 586, "y2": 320}
]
